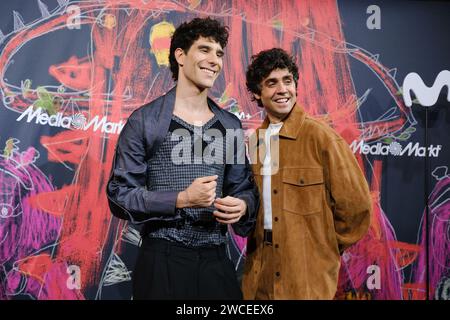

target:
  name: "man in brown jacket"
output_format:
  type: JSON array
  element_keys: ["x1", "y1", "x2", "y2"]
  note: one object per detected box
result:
[{"x1": 242, "y1": 48, "x2": 372, "y2": 300}]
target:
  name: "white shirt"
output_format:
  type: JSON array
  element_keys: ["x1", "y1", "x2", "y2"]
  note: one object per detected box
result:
[{"x1": 262, "y1": 122, "x2": 283, "y2": 230}]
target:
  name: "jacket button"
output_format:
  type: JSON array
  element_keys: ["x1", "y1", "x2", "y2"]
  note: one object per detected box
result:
[
  {"x1": 273, "y1": 189, "x2": 277, "y2": 194},
  {"x1": 274, "y1": 217, "x2": 278, "y2": 222},
  {"x1": 275, "y1": 272, "x2": 280, "y2": 277},
  {"x1": 299, "y1": 179, "x2": 304, "y2": 184},
  {"x1": 275, "y1": 244, "x2": 279, "y2": 248}
]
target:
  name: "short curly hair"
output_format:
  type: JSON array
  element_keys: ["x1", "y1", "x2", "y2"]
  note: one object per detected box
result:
[
  {"x1": 169, "y1": 17, "x2": 229, "y2": 81},
  {"x1": 246, "y1": 48, "x2": 299, "y2": 107}
]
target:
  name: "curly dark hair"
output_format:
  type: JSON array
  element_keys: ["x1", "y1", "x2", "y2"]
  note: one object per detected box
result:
[
  {"x1": 169, "y1": 17, "x2": 229, "y2": 81},
  {"x1": 246, "y1": 48, "x2": 299, "y2": 107}
]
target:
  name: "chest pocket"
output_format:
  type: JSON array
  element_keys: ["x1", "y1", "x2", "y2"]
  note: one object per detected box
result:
[{"x1": 282, "y1": 167, "x2": 324, "y2": 215}]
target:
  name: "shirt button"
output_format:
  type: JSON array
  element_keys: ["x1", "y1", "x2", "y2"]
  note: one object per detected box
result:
[
  {"x1": 274, "y1": 217, "x2": 278, "y2": 222},
  {"x1": 275, "y1": 272, "x2": 280, "y2": 277},
  {"x1": 273, "y1": 189, "x2": 278, "y2": 194},
  {"x1": 275, "y1": 244, "x2": 279, "y2": 248},
  {"x1": 299, "y1": 179, "x2": 304, "y2": 185}
]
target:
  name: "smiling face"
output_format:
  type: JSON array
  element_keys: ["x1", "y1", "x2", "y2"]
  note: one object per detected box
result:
[
  {"x1": 254, "y1": 68, "x2": 297, "y2": 123},
  {"x1": 175, "y1": 36, "x2": 224, "y2": 90}
]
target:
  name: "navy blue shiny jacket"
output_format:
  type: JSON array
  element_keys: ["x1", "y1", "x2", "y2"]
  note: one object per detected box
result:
[{"x1": 106, "y1": 86, "x2": 260, "y2": 237}]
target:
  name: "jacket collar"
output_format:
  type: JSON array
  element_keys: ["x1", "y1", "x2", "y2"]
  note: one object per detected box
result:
[
  {"x1": 251, "y1": 104, "x2": 307, "y2": 173},
  {"x1": 258, "y1": 103, "x2": 307, "y2": 140}
]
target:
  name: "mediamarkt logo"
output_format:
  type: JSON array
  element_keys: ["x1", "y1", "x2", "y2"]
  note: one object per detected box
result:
[
  {"x1": 351, "y1": 140, "x2": 442, "y2": 157},
  {"x1": 16, "y1": 106, "x2": 125, "y2": 134}
]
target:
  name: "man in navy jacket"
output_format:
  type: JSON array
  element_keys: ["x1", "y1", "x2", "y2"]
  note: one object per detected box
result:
[{"x1": 106, "y1": 17, "x2": 259, "y2": 300}]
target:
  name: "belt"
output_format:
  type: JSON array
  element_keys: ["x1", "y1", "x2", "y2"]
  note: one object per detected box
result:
[
  {"x1": 142, "y1": 238, "x2": 227, "y2": 259},
  {"x1": 263, "y1": 229, "x2": 272, "y2": 245}
]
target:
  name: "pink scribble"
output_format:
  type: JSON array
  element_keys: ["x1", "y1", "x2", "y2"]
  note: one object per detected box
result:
[{"x1": 411, "y1": 169, "x2": 450, "y2": 300}]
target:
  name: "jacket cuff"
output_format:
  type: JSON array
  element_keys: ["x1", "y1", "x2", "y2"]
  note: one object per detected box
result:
[
  {"x1": 144, "y1": 190, "x2": 178, "y2": 216},
  {"x1": 232, "y1": 191, "x2": 257, "y2": 237}
]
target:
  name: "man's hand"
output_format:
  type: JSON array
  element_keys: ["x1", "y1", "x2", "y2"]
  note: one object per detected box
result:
[
  {"x1": 176, "y1": 175, "x2": 217, "y2": 208},
  {"x1": 213, "y1": 196, "x2": 247, "y2": 224}
]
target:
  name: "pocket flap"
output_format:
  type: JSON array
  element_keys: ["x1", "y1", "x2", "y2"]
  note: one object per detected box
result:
[{"x1": 282, "y1": 167, "x2": 324, "y2": 186}]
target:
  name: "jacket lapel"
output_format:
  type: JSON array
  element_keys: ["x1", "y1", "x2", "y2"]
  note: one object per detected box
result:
[
  {"x1": 151, "y1": 86, "x2": 176, "y2": 157},
  {"x1": 278, "y1": 103, "x2": 306, "y2": 140}
]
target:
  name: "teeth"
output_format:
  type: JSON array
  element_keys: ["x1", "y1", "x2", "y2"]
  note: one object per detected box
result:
[
  {"x1": 201, "y1": 68, "x2": 215, "y2": 75},
  {"x1": 275, "y1": 98, "x2": 288, "y2": 103}
]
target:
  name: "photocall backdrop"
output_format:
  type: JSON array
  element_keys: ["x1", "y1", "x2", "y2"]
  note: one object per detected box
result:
[{"x1": 0, "y1": 0, "x2": 448, "y2": 300}]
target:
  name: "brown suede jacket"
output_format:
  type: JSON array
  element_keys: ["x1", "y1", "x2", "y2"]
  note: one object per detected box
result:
[{"x1": 242, "y1": 104, "x2": 372, "y2": 300}]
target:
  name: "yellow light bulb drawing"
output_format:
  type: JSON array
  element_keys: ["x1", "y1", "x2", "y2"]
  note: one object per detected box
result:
[{"x1": 149, "y1": 20, "x2": 175, "y2": 66}]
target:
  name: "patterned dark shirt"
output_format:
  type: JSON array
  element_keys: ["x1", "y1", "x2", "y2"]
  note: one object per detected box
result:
[{"x1": 146, "y1": 114, "x2": 228, "y2": 247}]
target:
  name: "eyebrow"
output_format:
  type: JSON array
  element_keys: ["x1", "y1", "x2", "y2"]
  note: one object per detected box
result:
[
  {"x1": 264, "y1": 78, "x2": 276, "y2": 84},
  {"x1": 197, "y1": 44, "x2": 224, "y2": 55},
  {"x1": 264, "y1": 75, "x2": 293, "y2": 83},
  {"x1": 264, "y1": 77, "x2": 281, "y2": 85}
]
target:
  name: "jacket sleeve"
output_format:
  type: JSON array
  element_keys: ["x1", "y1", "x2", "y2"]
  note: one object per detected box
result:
[
  {"x1": 323, "y1": 138, "x2": 372, "y2": 254},
  {"x1": 106, "y1": 111, "x2": 181, "y2": 224},
  {"x1": 222, "y1": 124, "x2": 260, "y2": 237}
]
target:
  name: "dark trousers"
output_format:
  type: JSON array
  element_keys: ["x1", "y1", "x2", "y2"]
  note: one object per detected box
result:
[{"x1": 133, "y1": 238, "x2": 243, "y2": 300}]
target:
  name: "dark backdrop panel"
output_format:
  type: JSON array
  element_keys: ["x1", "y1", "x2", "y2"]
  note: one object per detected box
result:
[{"x1": 0, "y1": 0, "x2": 448, "y2": 300}]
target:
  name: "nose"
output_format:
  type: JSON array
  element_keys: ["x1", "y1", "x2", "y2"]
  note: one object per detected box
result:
[
  {"x1": 207, "y1": 52, "x2": 221, "y2": 66},
  {"x1": 276, "y1": 82, "x2": 288, "y2": 94}
]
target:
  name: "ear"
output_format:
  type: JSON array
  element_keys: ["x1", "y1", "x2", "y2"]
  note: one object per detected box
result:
[
  {"x1": 174, "y1": 48, "x2": 185, "y2": 67},
  {"x1": 253, "y1": 93, "x2": 264, "y2": 108}
]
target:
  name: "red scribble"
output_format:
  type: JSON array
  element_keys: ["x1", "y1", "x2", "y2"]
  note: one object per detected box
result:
[
  {"x1": 41, "y1": 130, "x2": 90, "y2": 166},
  {"x1": 49, "y1": 56, "x2": 92, "y2": 91},
  {"x1": 389, "y1": 241, "x2": 421, "y2": 269},
  {"x1": 27, "y1": 185, "x2": 78, "y2": 217},
  {"x1": 17, "y1": 254, "x2": 53, "y2": 284},
  {"x1": 151, "y1": 37, "x2": 171, "y2": 50}
]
